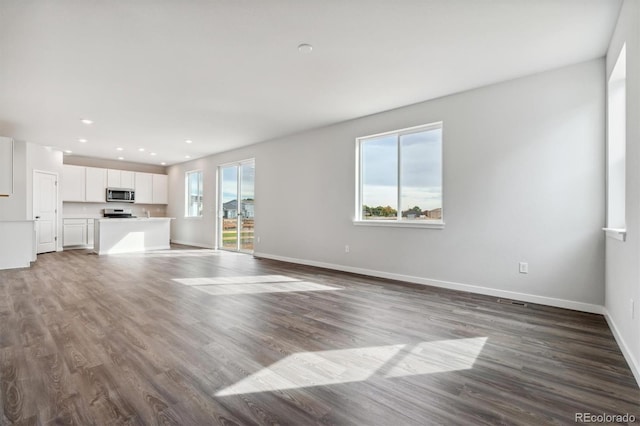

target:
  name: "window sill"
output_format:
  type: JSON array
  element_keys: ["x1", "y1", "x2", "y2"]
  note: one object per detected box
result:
[
  {"x1": 603, "y1": 227, "x2": 626, "y2": 241},
  {"x1": 353, "y1": 220, "x2": 445, "y2": 229}
]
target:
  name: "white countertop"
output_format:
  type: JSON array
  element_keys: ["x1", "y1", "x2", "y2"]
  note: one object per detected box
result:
[
  {"x1": 63, "y1": 215, "x2": 102, "y2": 219},
  {"x1": 96, "y1": 217, "x2": 174, "y2": 223}
]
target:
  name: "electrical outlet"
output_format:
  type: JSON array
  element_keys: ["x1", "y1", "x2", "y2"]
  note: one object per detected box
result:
[
  {"x1": 345, "y1": 245, "x2": 350, "y2": 253},
  {"x1": 631, "y1": 299, "x2": 635, "y2": 319},
  {"x1": 519, "y1": 262, "x2": 528, "y2": 274},
  {"x1": 256, "y1": 236, "x2": 261, "y2": 244}
]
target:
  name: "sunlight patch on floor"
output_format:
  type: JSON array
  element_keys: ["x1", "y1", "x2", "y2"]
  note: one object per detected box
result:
[
  {"x1": 173, "y1": 275, "x2": 342, "y2": 295},
  {"x1": 173, "y1": 275, "x2": 301, "y2": 286},
  {"x1": 113, "y1": 249, "x2": 221, "y2": 258},
  {"x1": 191, "y1": 281, "x2": 340, "y2": 295},
  {"x1": 216, "y1": 337, "x2": 487, "y2": 396}
]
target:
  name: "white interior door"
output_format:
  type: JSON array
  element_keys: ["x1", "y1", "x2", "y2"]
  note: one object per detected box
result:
[{"x1": 34, "y1": 171, "x2": 58, "y2": 253}]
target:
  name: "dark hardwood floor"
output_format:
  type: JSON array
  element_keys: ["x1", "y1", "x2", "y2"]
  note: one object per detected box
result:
[{"x1": 0, "y1": 246, "x2": 638, "y2": 425}]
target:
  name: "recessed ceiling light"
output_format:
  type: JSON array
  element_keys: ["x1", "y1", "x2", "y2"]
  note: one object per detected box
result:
[
  {"x1": 138, "y1": 148, "x2": 145, "y2": 152},
  {"x1": 185, "y1": 155, "x2": 191, "y2": 159},
  {"x1": 80, "y1": 119, "x2": 93, "y2": 125},
  {"x1": 150, "y1": 152, "x2": 157, "y2": 156},
  {"x1": 78, "y1": 138, "x2": 87, "y2": 143},
  {"x1": 117, "y1": 156, "x2": 124, "y2": 160},
  {"x1": 298, "y1": 43, "x2": 313, "y2": 53},
  {"x1": 116, "y1": 147, "x2": 124, "y2": 151},
  {"x1": 185, "y1": 139, "x2": 193, "y2": 144},
  {"x1": 161, "y1": 162, "x2": 167, "y2": 165},
  {"x1": 64, "y1": 150, "x2": 72, "y2": 154}
]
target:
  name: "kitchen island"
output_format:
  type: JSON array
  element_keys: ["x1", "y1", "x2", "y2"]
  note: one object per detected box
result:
[{"x1": 93, "y1": 217, "x2": 173, "y2": 255}]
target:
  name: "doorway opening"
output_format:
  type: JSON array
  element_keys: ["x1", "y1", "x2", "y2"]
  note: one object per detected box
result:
[{"x1": 219, "y1": 159, "x2": 255, "y2": 253}]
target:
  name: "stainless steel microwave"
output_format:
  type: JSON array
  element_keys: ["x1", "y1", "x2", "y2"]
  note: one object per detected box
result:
[{"x1": 106, "y1": 188, "x2": 135, "y2": 203}]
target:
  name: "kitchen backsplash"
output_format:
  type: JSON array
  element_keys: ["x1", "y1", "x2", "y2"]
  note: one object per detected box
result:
[{"x1": 63, "y1": 202, "x2": 167, "y2": 218}]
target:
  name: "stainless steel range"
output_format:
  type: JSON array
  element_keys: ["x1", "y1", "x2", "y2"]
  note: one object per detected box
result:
[{"x1": 103, "y1": 208, "x2": 136, "y2": 218}]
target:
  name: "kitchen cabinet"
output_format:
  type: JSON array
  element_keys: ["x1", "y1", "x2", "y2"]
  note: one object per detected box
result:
[
  {"x1": 62, "y1": 164, "x2": 167, "y2": 205},
  {"x1": 107, "y1": 169, "x2": 135, "y2": 189},
  {"x1": 121, "y1": 171, "x2": 134, "y2": 189},
  {"x1": 63, "y1": 165, "x2": 108, "y2": 202},
  {"x1": 135, "y1": 172, "x2": 167, "y2": 204},
  {"x1": 85, "y1": 167, "x2": 107, "y2": 202},
  {"x1": 152, "y1": 174, "x2": 168, "y2": 204},
  {"x1": 87, "y1": 219, "x2": 95, "y2": 246},
  {"x1": 0, "y1": 137, "x2": 14, "y2": 196},
  {"x1": 63, "y1": 218, "x2": 95, "y2": 248},
  {"x1": 62, "y1": 165, "x2": 86, "y2": 202},
  {"x1": 63, "y1": 219, "x2": 87, "y2": 247},
  {"x1": 134, "y1": 172, "x2": 153, "y2": 204}
]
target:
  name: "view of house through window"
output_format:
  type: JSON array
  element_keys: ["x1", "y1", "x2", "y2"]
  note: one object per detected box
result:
[
  {"x1": 185, "y1": 170, "x2": 203, "y2": 217},
  {"x1": 357, "y1": 122, "x2": 443, "y2": 223},
  {"x1": 220, "y1": 160, "x2": 255, "y2": 252}
]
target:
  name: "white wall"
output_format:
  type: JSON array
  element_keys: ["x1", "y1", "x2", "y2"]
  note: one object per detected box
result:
[
  {"x1": 605, "y1": 0, "x2": 640, "y2": 384},
  {"x1": 168, "y1": 157, "x2": 217, "y2": 248},
  {"x1": 64, "y1": 155, "x2": 167, "y2": 174},
  {"x1": 168, "y1": 59, "x2": 605, "y2": 312},
  {"x1": 0, "y1": 141, "x2": 65, "y2": 226}
]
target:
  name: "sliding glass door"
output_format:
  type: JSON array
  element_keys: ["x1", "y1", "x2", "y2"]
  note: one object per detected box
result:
[{"x1": 219, "y1": 160, "x2": 255, "y2": 252}]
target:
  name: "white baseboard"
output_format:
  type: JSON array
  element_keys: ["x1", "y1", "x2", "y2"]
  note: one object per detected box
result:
[
  {"x1": 604, "y1": 310, "x2": 640, "y2": 388},
  {"x1": 253, "y1": 252, "x2": 604, "y2": 314},
  {"x1": 170, "y1": 239, "x2": 215, "y2": 249}
]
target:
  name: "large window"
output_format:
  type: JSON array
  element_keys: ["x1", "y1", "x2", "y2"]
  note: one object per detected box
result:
[
  {"x1": 356, "y1": 122, "x2": 443, "y2": 226},
  {"x1": 219, "y1": 160, "x2": 255, "y2": 252},
  {"x1": 185, "y1": 170, "x2": 203, "y2": 217},
  {"x1": 607, "y1": 44, "x2": 626, "y2": 232}
]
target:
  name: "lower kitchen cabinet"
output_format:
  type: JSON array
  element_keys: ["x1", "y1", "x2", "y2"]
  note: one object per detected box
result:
[
  {"x1": 87, "y1": 219, "x2": 94, "y2": 247},
  {"x1": 63, "y1": 219, "x2": 95, "y2": 249}
]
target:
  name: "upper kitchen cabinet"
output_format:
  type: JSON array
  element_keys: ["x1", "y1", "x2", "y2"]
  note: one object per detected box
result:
[
  {"x1": 134, "y1": 172, "x2": 153, "y2": 204},
  {"x1": 0, "y1": 137, "x2": 14, "y2": 196},
  {"x1": 62, "y1": 165, "x2": 86, "y2": 201},
  {"x1": 62, "y1": 165, "x2": 166, "y2": 204},
  {"x1": 107, "y1": 169, "x2": 135, "y2": 189},
  {"x1": 135, "y1": 172, "x2": 167, "y2": 204},
  {"x1": 152, "y1": 174, "x2": 168, "y2": 204},
  {"x1": 85, "y1": 167, "x2": 107, "y2": 202}
]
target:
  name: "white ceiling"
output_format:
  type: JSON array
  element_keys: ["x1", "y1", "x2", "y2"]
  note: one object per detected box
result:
[{"x1": 0, "y1": 0, "x2": 621, "y2": 166}]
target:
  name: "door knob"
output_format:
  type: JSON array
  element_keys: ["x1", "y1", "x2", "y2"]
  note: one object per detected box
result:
[{"x1": 35, "y1": 216, "x2": 40, "y2": 219}]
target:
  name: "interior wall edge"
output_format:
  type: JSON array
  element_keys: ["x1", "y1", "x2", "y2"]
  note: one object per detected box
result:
[{"x1": 604, "y1": 310, "x2": 640, "y2": 388}]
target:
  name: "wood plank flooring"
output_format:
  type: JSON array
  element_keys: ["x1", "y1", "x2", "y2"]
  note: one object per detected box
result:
[{"x1": 0, "y1": 246, "x2": 638, "y2": 425}]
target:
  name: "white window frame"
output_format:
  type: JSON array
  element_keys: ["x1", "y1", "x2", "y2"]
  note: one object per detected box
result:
[
  {"x1": 185, "y1": 169, "x2": 203, "y2": 218},
  {"x1": 354, "y1": 122, "x2": 444, "y2": 229},
  {"x1": 604, "y1": 43, "x2": 626, "y2": 241}
]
